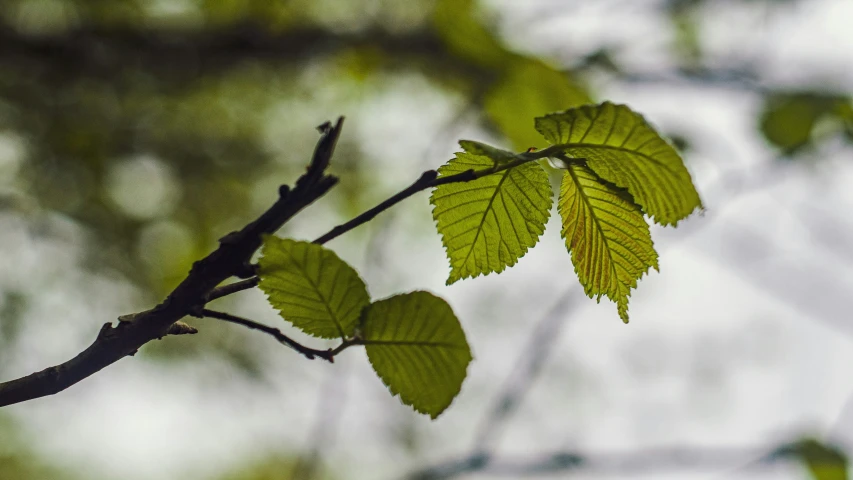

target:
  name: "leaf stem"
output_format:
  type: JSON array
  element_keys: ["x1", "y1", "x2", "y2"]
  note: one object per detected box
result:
[
  {"x1": 205, "y1": 277, "x2": 260, "y2": 303},
  {"x1": 200, "y1": 309, "x2": 361, "y2": 362}
]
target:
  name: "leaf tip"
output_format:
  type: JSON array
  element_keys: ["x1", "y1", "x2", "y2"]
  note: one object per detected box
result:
[{"x1": 618, "y1": 302, "x2": 630, "y2": 323}]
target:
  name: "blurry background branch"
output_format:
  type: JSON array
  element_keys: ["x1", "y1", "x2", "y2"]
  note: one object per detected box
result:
[
  {"x1": 473, "y1": 288, "x2": 580, "y2": 453},
  {"x1": 406, "y1": 440, "x2": 849, "y2": 480},
  {"x1": 0, "y1": 24, "x2": 485, "y2": 82}
]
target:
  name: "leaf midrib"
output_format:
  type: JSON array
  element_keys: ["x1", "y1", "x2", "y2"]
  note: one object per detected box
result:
[
  {"x1": 560, "y1": 143, "x2": 680, "y2": 175},
  {"x1": 460, "y1": 169, "x2": 512, "y2": 271},
  {"x1": 285, "y1": 247, "x2": 347, "y2": 339},
  {"x1": 567, "y1": 166, "x2": 621, "y2": 295}
]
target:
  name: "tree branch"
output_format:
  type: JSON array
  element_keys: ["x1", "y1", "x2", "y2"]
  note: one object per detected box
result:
[
  {"x1": 205, "y1": 277, "x2": 260, "y2": 303},
  {"x1": 0, "y1": 118, "x2": 345, "y2": 407},
  {"x1": 0, "y1": 119, "x2": 564, "y2": 407},
  {"x1": 0, "y1": 23, "x2": 488, "y2": 85},
  {"x1": 206, "y1": 148, "x2": 564, "y2": 303},
  {"x1": 0, "y1": 22, "x2": 776, "y2": 97}
]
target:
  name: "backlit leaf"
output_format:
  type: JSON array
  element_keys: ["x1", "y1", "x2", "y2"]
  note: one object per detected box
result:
[
  {"x1": 772, "y1": 438, "x2": 849, "y2": 480},
  {"x1": 485, "y1": 60, "x2": 591, "y2": 150},
  {"x1": 457, "y1": 140, "x2": 517, "y2": 164},
  {"x1": 258, "y1": 236, "x2": 370, "y2": 339},
  {"x1": 536, "y1": 102, "x2": 702, "y2": 226},
  {"x1": 559, "y1": 164, "x2": 658, "y2": 322},
  {"x1": 431, "y1": 146, "x2": 552, "y2": 284},
  {"x1": 362, "y1": 291, "x2": 472, "y2": 419}
]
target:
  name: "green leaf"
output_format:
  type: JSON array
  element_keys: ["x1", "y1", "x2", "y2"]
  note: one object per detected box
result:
[
  {"x1": 485, "y1": 60, "x2": 592, "y2": 150},
  {"x1": 536, "y1": 102, "x2": 702, "y2": 226},
  {"x1": 759, "y1": 91, "x2": 852, "y2": 154},
  {"x1": 772, "y1": 439, "x2": 849, "y2": 480},
  {"x1": 431, "y1": 147, "x2": 552, "y2": 284},
  {"x1": 559, "y1": 164, "x2": 658, "y2": 323},
  {"x1": 361, "y1": 291, "x2": 472, "y2": 419},
  {"x1": 258, "y1": 236, "x2": 370, "y2": 339},
  {"x1": 457, "y1": 140, "x2": 517, "y2": 164}
]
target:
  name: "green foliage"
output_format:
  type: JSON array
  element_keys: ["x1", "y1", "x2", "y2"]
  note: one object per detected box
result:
[
  {"x1": 485, "y1": 60, "x2": 592, "y2": 149},
  {"x1": 431, "y1": 0, "x2": 513, "y2": 69},
  {"x1": 431, "y1": 102, "x2": 701, "y2": 321},
  {"x1": 431, "y1": 146, "x2": 552, "y2": 284},
  {"x1": 535, "y1": 102, "x2": 703, "y2": 226},
  {"x1": 559, "y1": 164, "x2": 658, "y2": 322},
  {"x1": 258, "y1": 237, "x2": 370, "y2": 339},
  {"x1": 432, "y1": 0, "x2": 591, "y2": 150},
  {"x1": 759, "y1": 91, "x2": 853, "y2": 154},
  {"x1": 772, "y1": 438, "x2": 849, "y2": 480},
  {"x1": 259, "y1": 240, "x2": 472, "y2": 418},
  {"x1": 255, "y1": 103, "x2": 698, "y2": 419},
  {"x1": 361, "y1": 291, "x2": 472, "y2": 419},
  {"x1": 0, "y1": 415, "x2": 76, "y2": 480},
  {"x1": 457, "y1": 140, "x2": 518, "y2": 164}
]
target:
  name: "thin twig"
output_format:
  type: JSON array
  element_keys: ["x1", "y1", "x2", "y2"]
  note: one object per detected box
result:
[
  {"x1": 314, "y1": 146, "x2": 565, "y2": 245},
  {"x1": 200, "y1": 309, "x2": 360, "y2": 362},
  {"x1": 205, "y1": 277, "x2": 260, "y2": 303},
  {"x1": 208, "y1": 146, "x2": 567, "y2": 302},
  {"x1": 292, "y1": 202, "x2": 399, "y2": 480}
]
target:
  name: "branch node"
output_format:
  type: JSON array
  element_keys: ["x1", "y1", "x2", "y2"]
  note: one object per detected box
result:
[
  {"x1": 218, "y1": 231, "x2": 241, "y2": 245},
  {"x1": 420, "y1": 170, "x2": 439, "y2": 183},
  {"x1": 316, "y1": 121, "x2": 333, "y2": 134},
  {"x1": 96, "y1": 322, "x2": 113, "y2": 339},
  {"x1": 165, "y1": 321, "x2": 199, "y2": 336}
]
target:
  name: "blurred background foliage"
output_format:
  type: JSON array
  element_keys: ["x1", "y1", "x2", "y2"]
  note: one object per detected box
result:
[{"x1": 0, "y1": 0, "x2": 851, "y2": 479}]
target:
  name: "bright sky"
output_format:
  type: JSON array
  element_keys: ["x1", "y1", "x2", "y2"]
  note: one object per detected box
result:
[{"x1": 2, "y1": 1, "x2": 853, "y2": 479}]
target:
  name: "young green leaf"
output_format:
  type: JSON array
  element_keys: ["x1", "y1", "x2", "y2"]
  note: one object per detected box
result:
[
  {"x1": 772, "y1": 439, "x2": 849, "y2": 480},
  {"x1": 258, "y1": 236, "x2": 370, "y2": 339},
  {"x1": 536, "y1": 102, "x2": 702, "y2": 226},
  {"x1": 431, "y1": 147, "x2": 552, "y2": 284},
  {"x1": 361, "y1": 291, "x2": 472, "y2": 419},
  {"x1": 560, "y1": 164, "x2": 659, "y2": 323},
  {"x1": 457, "y1": 140, "x2": 517, "y2": 164}
]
